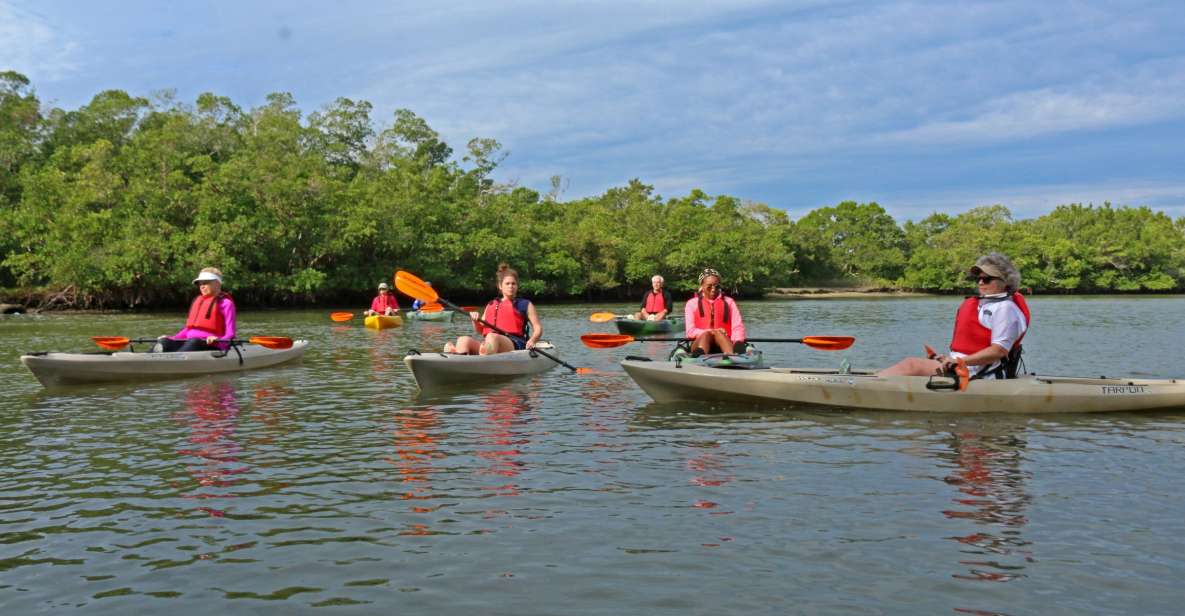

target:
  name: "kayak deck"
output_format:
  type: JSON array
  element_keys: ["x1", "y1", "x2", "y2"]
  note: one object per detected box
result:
[
  {"x1": 621, "y1": 359, "x2": 1185, "y2": 413},
  {"x1": 403, "y1": 343, "x2": 558, "y2": 390},
  {"x1": 21, "y1": 341, "x2": 310, "y2": 387}
]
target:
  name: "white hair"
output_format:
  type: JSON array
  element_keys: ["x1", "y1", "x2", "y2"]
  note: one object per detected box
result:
[{"x1": 651, "y1": 275, "x2": 664, "y2": 284}]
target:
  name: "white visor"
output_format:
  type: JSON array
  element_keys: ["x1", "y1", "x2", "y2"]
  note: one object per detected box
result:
[{"x1": 193, "y1": 271, "x2": 222, "y2": 284}]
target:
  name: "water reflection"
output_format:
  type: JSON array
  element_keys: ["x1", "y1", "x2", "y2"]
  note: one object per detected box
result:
[
  {"x1": 174, "y1": 381, "x2": 247, "y2": 517},
  {"x1": 388, "y1": 405, "x2": 443, "y2": 536},
  {"x1": 476, "y1": 387, "x2": 531, "y2": 498},
  {"x1": 937, "y1": 427, "x2": 1033, "y2": 583}
]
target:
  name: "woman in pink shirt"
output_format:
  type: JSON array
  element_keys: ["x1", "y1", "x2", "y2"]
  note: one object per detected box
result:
[
  {"x1": 157, "y1": 267, "x2": 237, "y2": 352},
  {"x1": 365, "y1": 282, "x2": 400, "y2": 316},
  {"x1": 684, "y1": 268, "x2": 746, "y2": 356}
]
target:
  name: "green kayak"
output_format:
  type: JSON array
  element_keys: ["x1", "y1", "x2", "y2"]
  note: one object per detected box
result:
[
  {"x1": 406, "y1": 309, "x2": 455, "y2": 322},
  {"x1": 614, "y1": 317, "x2": 683, "y2": 336}
]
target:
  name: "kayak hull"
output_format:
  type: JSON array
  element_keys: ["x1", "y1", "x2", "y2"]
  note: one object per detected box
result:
[
  {"x1": 620, "y1": 359, "x2": 1185, "y2": 413},
  {"x1": 615, "y1": 318, "x2": 682, "y2": 336},
  {"x1": 365, "y1": 315, "x2": 403, "y2": 329},
  {"x1": 404, "y1": 343, "x2": 558, "y2": 390},
  {"x1": 21, "y1": 341, "x2": 310, "y2": 387},
  {"x1": 406, "y1": 310, "x2": 454, "y2": 322}
]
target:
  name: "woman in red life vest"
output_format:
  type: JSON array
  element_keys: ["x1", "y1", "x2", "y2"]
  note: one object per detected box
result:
[
  {"x1": 444, "y1": 263, "x2": 543, "y2": 355},
  {"x1": 878, "y1": 253, "x2": 1030, "y2": 378},
  {"x1": 633, "y1": 274, "x2": 673, "y2": 321},
  {"x1": 684, "y1": 268, "x2": 747, "y2": 356},
  {"x1": 157, "y1": 267, "x2": 237, "y2": 352},
  {"x1": 365, "y1": 282, "x2": 400, "y2": 316}
]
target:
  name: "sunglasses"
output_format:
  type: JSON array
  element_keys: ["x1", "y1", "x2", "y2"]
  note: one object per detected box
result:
[{"x1": 975, "y1": 275, "x2": 1000, "y2": 284}]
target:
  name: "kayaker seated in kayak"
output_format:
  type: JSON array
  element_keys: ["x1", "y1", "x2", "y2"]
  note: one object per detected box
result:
[
  {"x1": 633, "y1": 274, "x2": 673, "y2": 321},
  {"x1": 684, "y1": 268, "x2": 747, "y2": 356},
  {"x1": 878, "y1": 252, "x2": 1031, "y2": 378},
  {"x1": 445, "y1": 263, "x2": 543, "y2": 355},
  {"x1": 365, "y1": 282, "x2": 400, "y2": 316},
  {"x1": 410, "y1": 282, "x2": 432, "y2": 311},
  {"x1": 157, "y1": 267, "x2": 236, "y2": 352}
]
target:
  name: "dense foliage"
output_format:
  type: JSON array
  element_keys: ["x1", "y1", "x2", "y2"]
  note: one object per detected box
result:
[{"x1": 2, "y1": 72, "x2": 1183, "y2": 307}]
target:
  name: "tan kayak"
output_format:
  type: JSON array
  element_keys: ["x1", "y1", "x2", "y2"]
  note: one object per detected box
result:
[
  {"x1": 21, "y1": 341, "x2": 310, "y2": 387},
  {"x1": 620, "y1": 359, "x2": 1185, "y2": 413}
]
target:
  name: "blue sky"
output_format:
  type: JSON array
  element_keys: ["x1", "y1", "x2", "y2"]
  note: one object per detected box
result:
[{"x1": 3, "y1": 0, "x2": 1184, "y2": 221}]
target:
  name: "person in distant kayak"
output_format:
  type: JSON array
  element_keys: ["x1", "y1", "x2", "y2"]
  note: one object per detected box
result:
[
  {"x1": 878, "y1": 252, "x2": 1031, "y2": 378},
  {"x1": 365, "y1": 282, "x2": 400, "y2": 316},
  {"x1": 684, "y1": 268, "x2": 746, "y2": 356},
  {"x1": 410, "y1": 282, "x2": 432, "y2": 311},
  {"x1": 633, "y1": 275, "x2": 673, "y2": 321},
  {"x1": 157, "y1": 267, "x2": 237, "y2": 352},
  {"x1": 445, "y1": 263, "x2": 542, "y2": 354}
]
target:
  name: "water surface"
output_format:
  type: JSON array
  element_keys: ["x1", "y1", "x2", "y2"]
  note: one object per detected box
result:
[{"x1": 2, "y1": 297, "x2": 1183, "y2": 614}]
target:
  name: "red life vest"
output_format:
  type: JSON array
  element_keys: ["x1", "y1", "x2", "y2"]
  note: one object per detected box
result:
[
  {"x1": 480, "y1": 297, "x2": 530, "y2": 338},
  {"x1": 690, "y1": 293, "x2": 732, "y2": 338},
  {"x1": 643, "y1": 290, "x2": 669, "y2": 314},
  {"x1": 950, "y1": 292, "x2": 1031, "y2": 354},
  {"x1": 372, "y1": 293, "x2": 399, "y2": 313},
  {"x1": 185, "y1": 292, "x2": 233, "y2": 337}
]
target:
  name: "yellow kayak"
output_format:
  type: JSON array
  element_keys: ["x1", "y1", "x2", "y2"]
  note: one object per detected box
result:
[{"x1": 364, "y1": 314, "x2": 403, "y2": 329}]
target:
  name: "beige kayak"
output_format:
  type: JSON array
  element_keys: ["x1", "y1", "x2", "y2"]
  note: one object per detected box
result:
[
  {"x1": 620, "y1": 359, "x2": 1185, "y2": 413},
  {"x1": 403, "y1": 343, "x2": 559, "y2": 390},
  {"x1": 21, "y1": 341, "x2": 310, "y2": 387}
]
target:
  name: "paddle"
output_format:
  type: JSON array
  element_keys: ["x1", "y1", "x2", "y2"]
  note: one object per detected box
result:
[
  {"x1": 580, "y1": 333, "x2": 855, "y2": 351},
  {"x1": 92, "y1": 336, "x2": 294, "y2": 351},
  {"x1": 330, "y1": 311, "x2": 354, "y2": 322},
  {"x1": 395, "y1": 270, "x2": 589, "y2": 373},
  {"x1": 590, "y1": 312, "x2": 680, "y2": 323}
]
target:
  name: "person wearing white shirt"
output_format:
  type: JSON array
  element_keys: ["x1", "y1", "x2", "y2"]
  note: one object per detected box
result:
[{"x1": 879, "y1": 253, "x2": 1031, "y2": 378}]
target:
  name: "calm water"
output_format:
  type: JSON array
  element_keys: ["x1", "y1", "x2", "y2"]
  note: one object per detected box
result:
[{"x1": 2, "y1": 297, "x2": 1184, "y2": 614}]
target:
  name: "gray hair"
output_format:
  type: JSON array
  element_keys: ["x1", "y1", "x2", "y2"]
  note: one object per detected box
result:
[
  {"x1": 651, "y1": 275, "x2": 664, "y2": 284},
  {"x1": 973, "y1": 252, "x2": 1021, "y2": 292}
]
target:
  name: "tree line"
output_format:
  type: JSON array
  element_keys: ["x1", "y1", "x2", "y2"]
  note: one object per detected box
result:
[{"x1": 2, "y1": 71, "x2": 1183, "y2": 308}]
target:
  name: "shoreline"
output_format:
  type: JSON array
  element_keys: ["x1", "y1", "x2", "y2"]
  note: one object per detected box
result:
[{"x1": 765, "y1": 287, "x2": 936, "y2": 299}]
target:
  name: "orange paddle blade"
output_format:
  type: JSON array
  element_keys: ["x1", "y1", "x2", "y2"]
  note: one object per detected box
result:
[
  {"x1": 923, "y1": 344, "x2": 938, "y2": 359},
  {"x1": 92, "y1": 336, "x2": 131, "y2": 350},
  {"x1": 589, "y1": 312, "x2": 619, "y2": 323},
  {"x1": 395, "y1": 271, "x2": 439, "y2": 303},
  {"x1": 801, "y1": 336, "x2": 855, "y2": 351},
  {"x1": 419, "y1": 303, "x2": 444, "y2": 312},
  {"x1": 248, "y1": 336, "x2": 294, "y2": 349},
  {"x1": 580, "y1": 333, "x2": 636, "y2": 349},
  {"x1": 330, "y1": 312, "x2": 354, "y2": 322}
]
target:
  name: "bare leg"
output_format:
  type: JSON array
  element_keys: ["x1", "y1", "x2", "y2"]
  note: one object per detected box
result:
[
  {"x1": 877, "y1": 356, "x2": 943, "y2": 377},
  {"x1": 446, "y1": 336, "x2": 483, "y2": 354},
  {"x1": 479, "y1": 333, "x2": 516, "y2": 355},
  {"x1": 710, "y1": 330, "x2": 735, "y2": 355}
]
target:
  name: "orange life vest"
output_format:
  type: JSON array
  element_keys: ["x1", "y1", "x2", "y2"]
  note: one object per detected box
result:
[
  {"x1": 690, "y1": 293, "x2": 732, "y2": 338},
  {"x1": 185, "y1": 292, "x2": 233, "y2": 337},
  {"x1": 950, "y1": 292, "x2": 1031, "y2": 354},
  {"x1": 642, "y1": 290, "x2": 670, "y2": 314},
  {"x1": 480, "y1": 297, "x2": 530, "y2": 339}
]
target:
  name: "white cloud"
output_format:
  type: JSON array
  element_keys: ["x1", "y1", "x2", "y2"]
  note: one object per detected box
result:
[
  {"x1": 0, "y1": 2, "x2": 79, "y2": 81},
  {"x1": 872, "y1": 181, "x2": 1185, "y2": 223}
]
